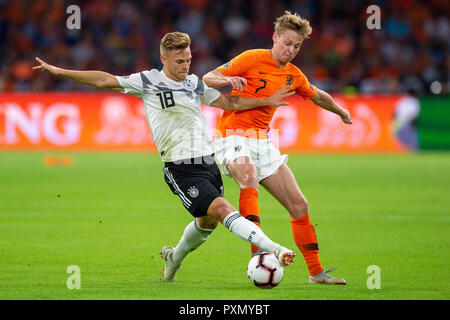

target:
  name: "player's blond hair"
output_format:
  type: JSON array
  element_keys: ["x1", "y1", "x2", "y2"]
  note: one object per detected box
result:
[
  {"x1": 160, "y1": 32, "x2": 191, "y2": 55},
  {"x1": 274, "y1": 11, "x2": 312, "y2": 38}
]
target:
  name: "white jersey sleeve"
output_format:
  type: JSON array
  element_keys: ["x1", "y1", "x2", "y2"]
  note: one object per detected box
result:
[
  {"x1": 200, "y1": 81, "x2": 221, "y2": 106},
  {"x1": 115, "y1": 73, "x2": 144, "y2": 98}
]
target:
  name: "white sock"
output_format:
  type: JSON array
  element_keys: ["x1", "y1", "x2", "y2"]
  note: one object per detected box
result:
[
  {"x1": 223, "y1": 211, "x2": 279, "y2": 253},
  {"x1": 172, "y1": 219, "x2": 214, "y2": 265}
]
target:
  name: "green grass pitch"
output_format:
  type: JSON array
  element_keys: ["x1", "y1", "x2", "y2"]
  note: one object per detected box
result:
[{"x1": 0, "y1": 152, "x2": 449, "y2": 300}]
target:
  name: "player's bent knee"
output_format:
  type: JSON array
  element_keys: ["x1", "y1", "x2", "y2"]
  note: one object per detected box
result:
[
  {"x1": 206, "y1": 197, "x2": 236, "y2": 222},
  {"x1": 230, "y1": 168, "x2": 258, "y2": 189},
  {"x1": 197, "y1": 215, "x2": 219, "y2": 230},
  {"x1": 241, "y1": 174, "x2": 258, "y2": 189}
]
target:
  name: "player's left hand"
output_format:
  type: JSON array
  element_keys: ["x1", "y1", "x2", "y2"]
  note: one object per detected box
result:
[
  {"x1": 226, "y1": 76, "x2": 247, "y2": 91},
  {"x1": 340, "y1": 109, "x2": 352, "y2": 124},
  {"x1": 266, "y1": 85, "x2": 295, "y2": 107}
]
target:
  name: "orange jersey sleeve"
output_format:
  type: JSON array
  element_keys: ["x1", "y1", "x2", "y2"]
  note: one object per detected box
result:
[
  {"x1": 294, "y1": 67, "x2": 317, "y2": 100},
  {"x1": 217, "y1": 50, "x2": 257, "y2": 77},
  {"x1": 216, "y1": 49, "x2": 317, "y2": 138}
]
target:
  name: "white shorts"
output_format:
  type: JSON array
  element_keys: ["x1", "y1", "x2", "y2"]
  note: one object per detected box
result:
[{"x1": 214, "y1": 135, "x2": 288, "y2": 182}]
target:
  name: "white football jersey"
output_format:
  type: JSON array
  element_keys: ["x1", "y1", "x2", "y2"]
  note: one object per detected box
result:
[{"x1": 116, "y1": 69, "x2": 221, "y2": 162}]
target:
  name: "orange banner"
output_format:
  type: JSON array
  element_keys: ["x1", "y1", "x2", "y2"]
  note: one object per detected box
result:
[
  {"x1": 269, "y1": 95, "x2": 408, "y2": 153},
  {"x1": 0, "y1": 93, "x2": 409, "y2": 152},
  {"x1": 0, "y1": 93, "x2": 155, "y2": 151}
]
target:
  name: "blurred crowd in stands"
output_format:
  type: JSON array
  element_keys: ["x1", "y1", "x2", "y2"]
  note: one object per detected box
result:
[{"x1": 0, "y1": 0, "x2": 448, "y2": 95}]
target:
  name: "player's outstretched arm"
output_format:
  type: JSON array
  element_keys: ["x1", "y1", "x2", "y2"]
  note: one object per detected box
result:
[
  {"x1": 209, "y1": 86, "x2": 294, "y2": 111},
  {"x1": 32, "y1": 57, "x2": 124, "y2": 91},
  {"x1": 203, "y1": 69, "x2": 247, "y2": 91},
  {"x1": 311, "y1": 88, "x2": 352, "y2": 124}
]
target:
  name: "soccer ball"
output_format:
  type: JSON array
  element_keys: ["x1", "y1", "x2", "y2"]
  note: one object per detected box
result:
[{"x1": 247, "y1": 253, "x2": 284, "y2": 288}]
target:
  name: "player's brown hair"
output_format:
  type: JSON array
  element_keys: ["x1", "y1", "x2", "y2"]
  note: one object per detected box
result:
[
  {"x1": 274, "y1": 10, "x2": 312, "y2": 38},
  {"x1": 160, "y1": 32, "x2": 191, "y2": 55}
]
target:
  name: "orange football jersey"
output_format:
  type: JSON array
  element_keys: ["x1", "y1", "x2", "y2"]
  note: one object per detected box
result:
[{"x1": 216, "y1": 49, "x2": 317, "y2": 138}]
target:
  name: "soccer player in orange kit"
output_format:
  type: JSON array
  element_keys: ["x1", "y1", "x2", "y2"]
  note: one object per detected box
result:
[{"x1": 203, "y1": 11, "x2": 352, "y2": 284}]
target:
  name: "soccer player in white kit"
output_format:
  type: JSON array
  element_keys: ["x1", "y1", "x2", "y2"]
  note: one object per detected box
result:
[{"x1": 33, "y1": 31, "x2": 296, "y2": 282}]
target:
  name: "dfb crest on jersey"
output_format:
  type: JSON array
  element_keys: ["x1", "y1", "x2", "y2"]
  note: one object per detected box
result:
[
  {"x1": 182, "y1": 79, "x2": 195, "y2": 90},
  {"x1": 188, "y1": 186, "x2": 199, "y2": 198}
]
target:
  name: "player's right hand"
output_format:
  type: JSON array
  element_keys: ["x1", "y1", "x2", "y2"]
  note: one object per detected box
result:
[
  {"x1": 33, "y1": 57, "x2": 61, "y2": 75},
  {"x1": 226, "y1": 76, "x2": 247, "y2": 91}
]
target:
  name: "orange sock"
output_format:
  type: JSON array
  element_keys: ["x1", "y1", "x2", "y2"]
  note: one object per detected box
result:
[
  {"x1": 239, "y1": 188, "x2": 261, "y2": 254},
  {"x1": 291, "y1": 214, "x2": 323, "y2": 276}
]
